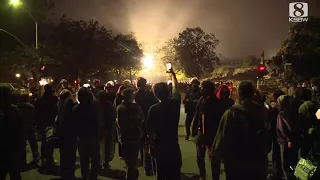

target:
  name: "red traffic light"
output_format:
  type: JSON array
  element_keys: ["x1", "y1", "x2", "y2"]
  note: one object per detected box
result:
[
  {"x1": 258, "y1": 65, "x2": 265, "y2": 72},
  {"x1": 74, "y1": 80, "x2": 78, "y2": 84}
]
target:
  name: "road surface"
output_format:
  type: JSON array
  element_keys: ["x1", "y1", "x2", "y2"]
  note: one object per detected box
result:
[{"x1": 8, "y1": 106, "x2": 272, "y2": 180}]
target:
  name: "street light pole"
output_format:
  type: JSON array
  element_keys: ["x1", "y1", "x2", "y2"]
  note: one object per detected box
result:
[
  {"x1": 25, "y1": 10, "x2": 38, "y2": 49},
  {"x1": 0, "y1": 28, "x2": 27, "y2": 47},
  {"x1": 35, "y1": 21, "x2": 38, "y2": 49},
  {"x1": 10, "y1": 0, "x2": 38, "y2": 49}
]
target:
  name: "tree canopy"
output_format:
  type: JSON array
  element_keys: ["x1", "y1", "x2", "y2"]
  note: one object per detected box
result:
[
  {"x1": 267, "y1": 17, "x2": 320, "y2": 82},
  {"x1": 162, "y1": 27, "x2": 220, "y2": 78}
]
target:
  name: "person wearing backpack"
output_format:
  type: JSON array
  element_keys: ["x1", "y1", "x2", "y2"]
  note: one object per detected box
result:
[
  {"x1": 211, "y1": 80, "x2": 270, "y2": 180},
  {"x1": 191, "y1": 81, "x2": 224, "y2": 179},
  {"x1": 117, "y1": 88, "x2": 144, "y2": 180}
]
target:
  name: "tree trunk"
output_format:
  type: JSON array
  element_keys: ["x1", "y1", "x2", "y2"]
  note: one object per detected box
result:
[{"x1": 129, "y1": 68, "x2": 133, "y2": 83}]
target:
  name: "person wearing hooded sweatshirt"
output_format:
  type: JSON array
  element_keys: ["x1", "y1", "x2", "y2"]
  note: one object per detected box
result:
[
  {"x1": 57, "y1": 89, "x2": 78, "y2": 180},
  {"x1": 191, "y1": 81, "x2": 223, "y2": 179},
  {"x1": 211, "y1": 81, "x2": 270, "y2": 180},
  {"x1": 299, "y1": 88, "x2": 319, "y2": 159},
  {"x1": 17, "y1": 93, "x2": 40, "y2": 167},
  {"x1": 72, "y1": 87, "x2": 100, "y2": 180},
  {"x1": 277, "y1": 95, "x2": 300, "y2": 180},
  {"x1": 35, "y1": 84, "x2": 58, "y2": 167},
  {"x1": 0, "y1": 85, "x2": 23, "y2": 180}
]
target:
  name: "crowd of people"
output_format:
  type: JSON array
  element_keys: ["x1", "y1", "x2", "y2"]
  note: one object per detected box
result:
[{"x1": 0, "y1": 69, "x2": 320, "y2": 180}]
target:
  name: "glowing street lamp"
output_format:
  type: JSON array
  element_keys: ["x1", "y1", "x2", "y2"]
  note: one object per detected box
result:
[
  {"x1": 15, "y1": 73, "x2": 21, "y2": 78},
  {"x1": 143, "y1": 54, "x2": 153, "y2": 68},
  {"x1": 9, "y1": 0, "x2": 38, "y2": 49}
]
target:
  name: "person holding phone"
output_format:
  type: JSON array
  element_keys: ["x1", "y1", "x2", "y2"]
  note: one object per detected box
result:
[{"x1": 146, "y1": 69, "x2": 182, "y2": 179}]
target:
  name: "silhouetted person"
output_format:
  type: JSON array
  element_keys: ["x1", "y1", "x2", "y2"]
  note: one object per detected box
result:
[
  {"x1": 269, "y1": 90, "x2": 285, "y2": 180},
  {"x1": 117, "y1": 88, "x2": 144, "y2": 180},
  {"x1": 0, "y1": 85, "x2": 23, "y2": 180},
  {"x1": 114, "y1": 85, "x2": 126, "y2": 159},
  {"x1": 35, "y1": 84, "x2": 58, "y2": 167},
  {"x1": 17, "y1": 93, "x2": 40, "y2": 167},
  {"x1": 134, "y1": 77, "x2": 158, "y2": 176},
  {"x1": 96, "y1": 90, "x2": 116, "y2": 169},
  {"x1": 57, "y1": 89, "x2": 78, "y2": 180},
  {"x1": 146, "y1": 70, "x2": 182, "y2": 180},
  {"x1": 73, "y1": 87, "x2": 100, "y2": 180},
  {"x1": 183, "y1": 78, "x2": 201, "y2": 140},
  {"x1": 191, "y1": 81, "x2": 223, "y2": 179},
  {"x1": 212, "y1": 81, "x2": 270, "y2": 180},
  {"x1": 277, "y1": 95, "x2": 300, "y2": 180}
]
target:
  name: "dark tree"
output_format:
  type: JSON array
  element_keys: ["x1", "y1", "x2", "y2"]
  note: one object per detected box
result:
[
  {"x1": 268, "y1": 17, "x2": 320, "y2": 82},
  {"x1": 42, "y1": 15, "x2": 114, "y2": 81},
  {"x1": 171, "y1": 27, "x2": 220, "y2": 78},
  {"x1": 109, "y1": 33, "x2": 143, "y2": 82}
]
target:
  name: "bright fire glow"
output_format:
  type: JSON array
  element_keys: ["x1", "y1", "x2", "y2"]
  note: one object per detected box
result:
[
  {"x1": 143, "y1": 54, "x2": 153, "y2": 68},
  {"x1": 39, "y1": 79, "x2": 48, "y2": 86},
  {"x1": 10, "y1": 0, "x2": 21, "y2": 6}
]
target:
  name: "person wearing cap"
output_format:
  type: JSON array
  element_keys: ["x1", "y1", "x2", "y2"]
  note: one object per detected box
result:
[{"x1": 183, "y1": 78, "x2": 201, "y2": 140}]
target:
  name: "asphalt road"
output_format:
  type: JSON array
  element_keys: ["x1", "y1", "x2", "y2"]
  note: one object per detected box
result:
[{"x1": 9, "y1": 106, "x2": 272, "y2": 180}]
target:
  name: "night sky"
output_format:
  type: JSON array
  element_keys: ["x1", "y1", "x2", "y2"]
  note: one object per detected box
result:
[{"x1": 53, "y1": 0, "x2": 320, "y2": 59}]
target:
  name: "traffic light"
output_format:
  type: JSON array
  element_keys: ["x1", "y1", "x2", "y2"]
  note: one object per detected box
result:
[
  {"x1": 257, "y1": 64, "x2": 266, "y2": 79},
  {"x1": 74, "y1": 80, "x2": 78, "y2": 85}
]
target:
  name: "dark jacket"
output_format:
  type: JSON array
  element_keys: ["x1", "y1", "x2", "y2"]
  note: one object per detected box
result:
[
  {"x1": 135, "y1": 88, "x2": 158, "y2": 119},
  {"x1": 116, "y1": 102, "x2": 143, "y2": 143},
  {"x1": 98, "y1": 101, "x2": 116, "y2": 136},
  {"x1": 268, "y1": 105, "x2": 280, "y2": 140},
  {"x1": 212, "y1": 101, "x2": 269, "y2": 175},
  {"x1": 0, "y1": 105, "x2": 23, "y2": 160},
  {"x1": 276, "y1": 111, "x2": 300, "y2": 146},
  {"x1": 35, "y1": 93, "x2": 58, "y2": 129},
  {"x1": 17, "y1": 102, "x2": 35, "y2": 134},
  {"x1": 192, "y1": 96, "x2": 223, "y2": 146},
  {"x1": 58, "y1": 99, "x2": 78, "y2": 142},
  {"x1": 183, "y1": 88, "x2": 201, "y2": 113},
  {"x1": 73, "y1": 100, "x2": 99, "y2": 138}
]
